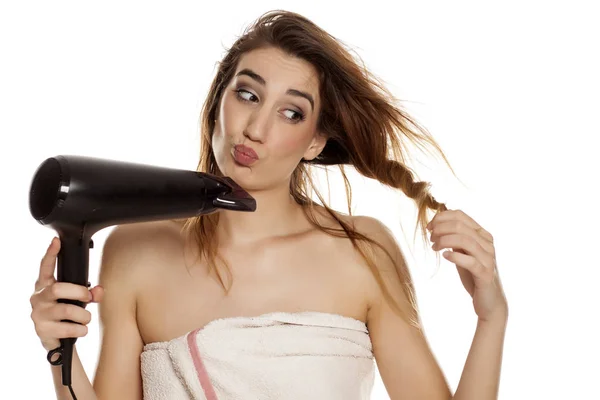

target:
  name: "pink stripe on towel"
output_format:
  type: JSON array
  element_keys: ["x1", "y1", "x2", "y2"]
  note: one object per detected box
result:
[{"x1": 187, "y1": 329, "x2": 218, "y2": 400}]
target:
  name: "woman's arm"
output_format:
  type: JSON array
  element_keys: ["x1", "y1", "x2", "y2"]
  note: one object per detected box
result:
[
  {"x1": 428, "y1": 209, "x2": 509, "y2": 400},
  {"x1": 356, "y1": 211, "x2": 508, "y2": 400},
  {"x1": 453, "y1": 314, "x2": 508, "y2": 400},
  {"x1": 91, "y1": 225, "x2": 149, "y2": 399},
  {"x1": 356, "y1": 215, "x2": 452, "y2": 399}
]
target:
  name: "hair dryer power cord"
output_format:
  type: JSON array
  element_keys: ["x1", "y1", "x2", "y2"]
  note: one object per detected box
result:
[{"x1": 47, "y1": 345, "x2": 77, "y2": 400}]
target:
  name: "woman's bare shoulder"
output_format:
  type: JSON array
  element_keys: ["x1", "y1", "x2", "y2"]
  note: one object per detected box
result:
[
  {"x1": 309, "y1": 205, "x2": 388, "y2": 237},
  {"x1": 103, "y1": 219, "x2": 185, "y2": 252},
  {"x1": 98, "y1": 220, "x2": 187, "y2": 282}
]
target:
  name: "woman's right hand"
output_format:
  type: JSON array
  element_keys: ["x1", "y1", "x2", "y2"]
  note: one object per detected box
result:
[{"x1": 30, "y1": 237, "x2": 105, "y2": 352}]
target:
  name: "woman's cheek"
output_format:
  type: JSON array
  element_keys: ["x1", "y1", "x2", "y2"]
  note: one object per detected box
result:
[{"x1": 273, "y1": 134, "x2": 307, "y2": 157}]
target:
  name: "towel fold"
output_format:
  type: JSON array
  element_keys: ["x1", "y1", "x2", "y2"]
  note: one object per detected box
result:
[{"x1": 141, "y1": 311, "x2": 375, "y2": 399}]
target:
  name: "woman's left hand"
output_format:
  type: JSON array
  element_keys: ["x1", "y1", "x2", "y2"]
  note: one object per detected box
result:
[{"x1": 427, "y1": 209, "x2": 508, "y2": 323}]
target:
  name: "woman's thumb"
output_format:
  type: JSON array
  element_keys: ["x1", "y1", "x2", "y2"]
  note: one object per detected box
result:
[{"x1": 89, "y1": 285, "x2": 105, "y2": 303}]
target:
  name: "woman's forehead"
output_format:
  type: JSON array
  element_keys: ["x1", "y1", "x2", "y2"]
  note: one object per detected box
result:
[{"x1": 235, "y1": 47, "x2": 320, "y2": 93}]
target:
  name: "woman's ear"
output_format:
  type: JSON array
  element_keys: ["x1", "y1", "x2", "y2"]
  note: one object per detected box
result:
[{"x1": 302, "y1": 131, "x2": 328, "y2": 161}]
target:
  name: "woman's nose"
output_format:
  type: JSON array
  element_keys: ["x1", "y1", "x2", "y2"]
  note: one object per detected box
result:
[{"x1": 244, "y1": 110, "x2": 270, "y2": 142}]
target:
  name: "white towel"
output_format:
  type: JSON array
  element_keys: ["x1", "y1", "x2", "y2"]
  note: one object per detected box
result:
[{"x1": 140, "y1": 311, "x2": 375, "y2": 399}]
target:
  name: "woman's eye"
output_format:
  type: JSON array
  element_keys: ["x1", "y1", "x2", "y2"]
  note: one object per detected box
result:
[
  {"x1": 235, "y1": 89, "x2": 257, "y2": 102},
  {"x1": 282, "y1": 109, "x2": 305, "y2": 122}
]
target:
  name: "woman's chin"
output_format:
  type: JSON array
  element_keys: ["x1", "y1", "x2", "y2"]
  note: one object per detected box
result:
[{"x1": 220, "y1": 162, "x2": 257, "y2": 187}]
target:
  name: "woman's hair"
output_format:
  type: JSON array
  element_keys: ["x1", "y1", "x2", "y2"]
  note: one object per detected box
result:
[{"x1": 181, "y1": 10, "x2": 458, "y2": 328}]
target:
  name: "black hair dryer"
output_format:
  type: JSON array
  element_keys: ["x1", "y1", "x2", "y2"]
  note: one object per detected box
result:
[{"x1": 28, "y1": 155, "x2": 256, "y2": 390}]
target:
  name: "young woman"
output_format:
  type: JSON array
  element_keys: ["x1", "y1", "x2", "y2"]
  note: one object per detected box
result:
[{"x1": 30, "y1": 10, "x2": 508, "y2": 400}]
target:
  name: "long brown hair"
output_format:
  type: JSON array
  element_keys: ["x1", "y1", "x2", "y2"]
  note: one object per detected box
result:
[{"x1": 181, "y1": 10, "x2": 458, "y2": 327}]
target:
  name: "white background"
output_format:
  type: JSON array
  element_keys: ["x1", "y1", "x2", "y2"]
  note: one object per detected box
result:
[{"x1": 1, "y1": 1, "x2": 598, "y2": 398}]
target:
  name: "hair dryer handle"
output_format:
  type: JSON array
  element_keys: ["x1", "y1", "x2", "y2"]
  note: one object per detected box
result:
[
  {"x1": 52, "y1": 235, "x2": 92, "y2": 386},
  {"x1": 57, "y1": 235, "x2": 91, "y2": 306}
]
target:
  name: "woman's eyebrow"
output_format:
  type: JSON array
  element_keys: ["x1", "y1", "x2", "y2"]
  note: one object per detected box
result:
[{"x1": 236, "y1": 68, "x2": 314, "y2": 111}]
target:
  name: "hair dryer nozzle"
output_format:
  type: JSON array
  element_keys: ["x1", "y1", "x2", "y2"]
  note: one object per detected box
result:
[{"x1": 213, "y1": 177, "x2": 256, "y2": 211}]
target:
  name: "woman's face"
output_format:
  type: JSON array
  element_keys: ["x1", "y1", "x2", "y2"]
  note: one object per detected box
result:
[{"x1": 212, "y1": 46, "x2": 326, "y2": 191}]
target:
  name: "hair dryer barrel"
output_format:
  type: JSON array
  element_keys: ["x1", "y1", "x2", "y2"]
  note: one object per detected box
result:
[{"x1": 29, "y1": 155, "x2": 256, "y2": 234}]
